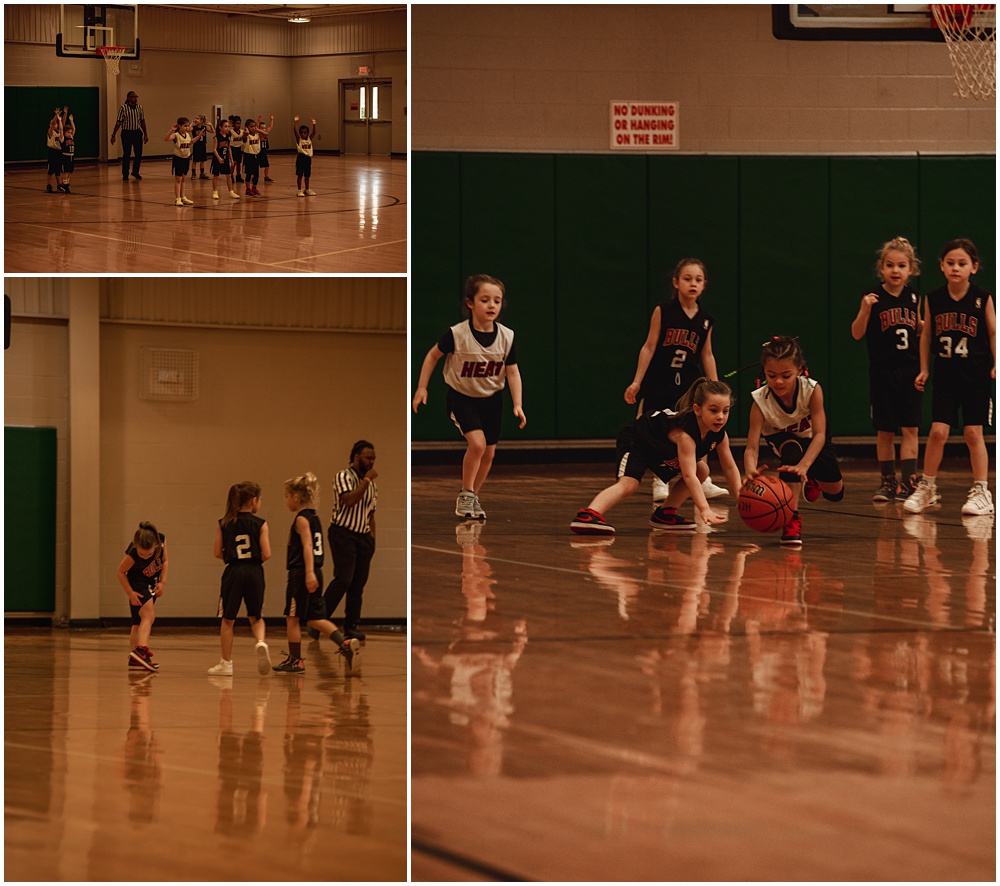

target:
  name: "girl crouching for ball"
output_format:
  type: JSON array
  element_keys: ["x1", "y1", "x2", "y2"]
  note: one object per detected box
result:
[
  {"x1": 273, "y1": 473, "x2": 360, "y2": 675},
  {"x1": 744, "y1": 336, "x2": 844, "y2": 546},
  {"x1": 209, "y1": 481, "x2": 272, "y2": 677},
  {"x1": 571, "y1": 377, "x2": 743, "y2": 535},
  {"x1": 116, "y1": 522, "x2": 168, "y2": 672}
]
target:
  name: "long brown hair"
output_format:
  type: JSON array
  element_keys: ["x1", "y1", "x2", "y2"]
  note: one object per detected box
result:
[{"x1": 221, "y1": 481, "x2": 261, "y2": 527}]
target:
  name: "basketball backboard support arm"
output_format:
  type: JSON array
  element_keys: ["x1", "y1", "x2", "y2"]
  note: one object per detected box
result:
[{"x1": 772, "y1": 4, "x2": 945, "y2": 41}]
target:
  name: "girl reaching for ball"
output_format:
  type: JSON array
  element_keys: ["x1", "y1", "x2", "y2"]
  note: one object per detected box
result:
[
  {"x1": 571, "y1": 377, "x2": 743, "y2": 535},
  {"x1": 744, "y1": 336, "x2": 844, "y2": 547}
]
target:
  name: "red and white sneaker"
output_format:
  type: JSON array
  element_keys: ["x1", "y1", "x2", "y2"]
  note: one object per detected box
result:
[
  {"x1": 129, "y1": 646, "x2": 159, "y2": 672},
  {"x1": 804, "y1": 478, "x2": 821, "y2": 502},
  {"x1": 649, "y1": 506, "x2": 696, "y2": 531},
  {"x1": 781, "y1": 511, "x2": 802, "y2": 546},
  {"x1": 570, "y1": 508, "x2": 615, "y2": 535}
]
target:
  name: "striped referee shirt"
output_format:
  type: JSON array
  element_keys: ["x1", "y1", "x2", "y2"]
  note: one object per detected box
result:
[
  {"x1": 116, "y1": 102, "x2": 145, "y2": 130},
  {"x1": 331, "y1": 467, "x2": 377, "y2": 534}
]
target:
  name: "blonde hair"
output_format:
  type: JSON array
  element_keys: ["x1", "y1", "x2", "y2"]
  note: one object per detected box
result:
[
  {"x1": 875, "y1": 236, "x2": 921, "y2": 281},
  {"x1": 284, "y1": 472, "x2": 319, "y2": 507}
]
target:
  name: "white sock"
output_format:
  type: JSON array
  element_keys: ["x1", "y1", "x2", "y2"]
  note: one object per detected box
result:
[{"x1": 923, "y1": 475, "x2": 936, "y2": 488}]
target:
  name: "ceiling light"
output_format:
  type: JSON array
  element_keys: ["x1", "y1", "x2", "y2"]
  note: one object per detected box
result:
[{"x1": 288, "y1": 15, "x2": 310, "y2": 22}]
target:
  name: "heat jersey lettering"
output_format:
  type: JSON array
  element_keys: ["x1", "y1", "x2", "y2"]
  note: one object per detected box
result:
[{"x1": 460, "y1": 360, "x2": 505, "y2": 378}]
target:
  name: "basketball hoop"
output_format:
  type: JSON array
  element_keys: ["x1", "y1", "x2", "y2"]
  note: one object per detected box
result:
[
  {"x1": 931, "y1": 4, "x2": 996, "y2": 100},
  {"x1": 97, "y1": 45, "x2": 126, "y2": 76}
]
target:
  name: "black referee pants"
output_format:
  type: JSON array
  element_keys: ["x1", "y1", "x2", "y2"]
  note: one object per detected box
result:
[
  {"x1": 323, "y1": 524, "x2": 375, "y2": 628},
  {"x1": 120, "y1": 129, "x2": 143, "y2": 177}
]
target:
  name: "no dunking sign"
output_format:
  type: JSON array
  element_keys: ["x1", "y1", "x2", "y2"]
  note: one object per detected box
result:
[{"x1": 610, "y1": 101, "x2": 679, "y2": 151}]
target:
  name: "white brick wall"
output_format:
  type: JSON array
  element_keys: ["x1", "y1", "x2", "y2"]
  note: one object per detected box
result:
[{"x1": 412, "y1": 3, "x2": 996, "y2": 154}]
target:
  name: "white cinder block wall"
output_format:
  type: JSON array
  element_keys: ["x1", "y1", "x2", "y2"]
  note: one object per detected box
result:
[
  {"x1": 412, "y1": 3, "x2": 995, "y2": 153},
  {"x1": 5, "y1": 280, "x2": 407, "y2": 623}
]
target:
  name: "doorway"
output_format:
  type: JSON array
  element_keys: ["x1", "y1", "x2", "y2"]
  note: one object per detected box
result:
[{"x1": 341, "y1": 79, "x2": 392, "y2": 155}]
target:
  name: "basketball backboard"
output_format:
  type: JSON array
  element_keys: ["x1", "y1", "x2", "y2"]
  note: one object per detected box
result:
[
  {"x1": 56, "y1": 4, "x2": 139, "y2": 58},
  {"x1": 773, "y1": 4, "x2": 944, "y2": 41}
]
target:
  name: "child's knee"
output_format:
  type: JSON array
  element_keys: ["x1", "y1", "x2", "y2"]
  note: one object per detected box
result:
[
  {"x1": 696, "y1": 460, "x2": 709, "y2": 481},
  {"x1": 963, "y1": 425, "x2": 984, "y2": 444}
]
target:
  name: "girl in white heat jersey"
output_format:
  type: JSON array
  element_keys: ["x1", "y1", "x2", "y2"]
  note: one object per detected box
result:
[
  {"x1": 744, "y1": 336, "x2": 844, "y2": 547},
  {"x1": 413, "y1": 274, "x2": 527, "y2": 521}
]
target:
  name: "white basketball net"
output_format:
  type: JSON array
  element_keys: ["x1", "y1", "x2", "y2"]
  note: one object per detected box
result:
[
  {"x1": 98, "y1": 46, "x2": 126, "y2": 76},
  {"x1": 931, "y1": 4, "x2": 996, "y2": 100}
]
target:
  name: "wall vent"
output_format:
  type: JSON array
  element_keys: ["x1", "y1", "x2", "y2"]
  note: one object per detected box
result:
[{"x1": 139, "y1": 348, "x2": 199, "y2": 401}]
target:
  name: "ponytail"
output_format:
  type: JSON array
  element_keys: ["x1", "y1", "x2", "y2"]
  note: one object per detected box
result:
[
  {"x1": 673, "y1": 377, "x2": 733, "y2": 416},
  {"x1": 221, "y1": 481, "x2": 262, "y2": 526}
]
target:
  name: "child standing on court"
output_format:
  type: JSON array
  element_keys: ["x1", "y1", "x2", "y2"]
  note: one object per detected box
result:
[
  {"x1": 850, "y1": 236, "x2": 923, "y2": 502},
  {"x1": 744, "y1": 336, "x2": 845, "y2": 546},
  {"x1": 164, "y1": 117, "x2": 203, "y2": 206},
  {"x1": 209, "y1": 481, "x2": 273, "y2": 677},
  {"x1": 903, "y1": 238, "x2": 996, "y2": 517},
  {"x1": 413, "y1": 275, "x2": 527, "y2": 520},
  {"x1": 45, "y1": 107, "x2": 63, "y2": 193},
  {"x1": 293, "y1": 116, "x2": 317, "y2": 196},
  {"x1": 241, "y1": 118, "x2": 263, "y2": 197},
  {"x1": 625, "y1": 258, "x2": 729, "y2": 504},
  {"x1": 211, "y1": 118, "x2": 239, "y2": 200},
  {"x1": 116, "y1": 522, "x2": 168, "y2": 672},
  {"x1": 571, "y1": 377, "x2": 743, "y2": 536},
  {"x1": 274, "y1": 473, "x2": 360, "y2": 675},
  {"x1": 257, "y1": 114, "x2": 275, "y2": 182},
  {"x1": 190, "y1": 114, "x2": 212, "y2": 180},
  {"x1": 229, "y1": 116, "x2": 245, "y2": 182},
  {"x1": 58, "y1": 109, "x2": 75, "y2": 193}
]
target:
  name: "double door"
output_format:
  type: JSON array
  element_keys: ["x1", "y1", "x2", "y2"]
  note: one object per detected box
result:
[{"x1": 342, "y1": 79, "x2": 392, "y2": 154}]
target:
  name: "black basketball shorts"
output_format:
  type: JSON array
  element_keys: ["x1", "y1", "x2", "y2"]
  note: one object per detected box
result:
[
  {"x1": 284, "y1": 567, "x2": 327, "y2": 625},
  {"x1": 869, "y1": 363, "x2": 922, "y2": 432},
  {"x1": 763, "y1": 432, "x2": 842, "y2": 485},
  {"x1": 931, "y1": 368, "x2": 995, "y2": 427},
  {"x1": 447, "y1": 387, "x2": 504, "y2": 446},
  {"x1": 218, "y1": 562, "x2": 265, "y2": 621},
  {"x1": 172, "y1": 156, "x2": 191, "y2": 176}
]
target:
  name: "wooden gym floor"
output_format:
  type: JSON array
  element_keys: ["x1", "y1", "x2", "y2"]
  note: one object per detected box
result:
[
  {"x1": 3, "y1": 153, "x2": 407, "y2": 274},
  {"x1": 411, "y1": 460, "x2": 995, "y2": 881},
  {"x1": 4, "y1": 629, "x2": 407, "y2": 881}
]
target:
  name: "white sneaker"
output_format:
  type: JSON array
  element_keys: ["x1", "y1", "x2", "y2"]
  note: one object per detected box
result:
[
  {"x1": 961, "y1": 485, "x2": 994, "y2": 516},
  {"x1": 208, "y1": 659, "x2": 233, "y2": 676},
  {"x1": 175, "y1": 198, "x2": 184, "y2": 206},
  {"x1": 255, "y1": 641, "x2": 272, "y2": 675},
  {"x1": 181, "y1": 196, "x2": 194, "y2": 204},
  {"x1": 652, "y1": 477, "x2": 670, "y2": 504},
  {"x1": 212, "y1": 191, "x2": 219, "y2": 200},
  {"x1": 455, "y1": 490, "x2": 477, "y2": 518},
  {"x1": 229, "y1": 190, "x2": 240, "y2": 199},
  {"x1": 304, "y1": 188, "x2": 317, "y2": 196},
  {"x1": 702, "y1": 477, "x2": 728, "y2": 499},
  {"x1": 902, "y1": 478, "x2": 940, "y2": 513},
  {"x1": 297, "y1": 189, "x2": 305, "y2": 197},
  {"x1": 471, "y1": 493, "x2": 486, "y2": 520}
]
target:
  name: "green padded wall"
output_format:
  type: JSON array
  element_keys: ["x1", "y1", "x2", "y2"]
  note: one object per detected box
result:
[
  {"x1": 4, "y1": 427, "x2": 57, "y2": 612},
  {"x1": 412, "y1": 152, "x2": 996, "y2": 443},
  {"x1": 4, "y1": 87, "x2": 100, "y2": 162}
]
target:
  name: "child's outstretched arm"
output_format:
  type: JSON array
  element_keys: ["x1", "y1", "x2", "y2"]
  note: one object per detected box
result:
[
  {"x1": 310, "y1": 118, "x2": 317, "y2": 138},
  {"x1": 163, "y1": 124, "x2": 178, "y2": 142},
  {"x1": 413, "y1": 344, "x2": 444, "y2": 412},
  {"x1": 676, "y1": 433, "x2": 718, "y2": 523},
  {"x1": 506, "y1": 364, "x2": 527, "y2": 428},
  {"x1": 292, "y1": 115, "x2": 300, "y2": 139},
  {"x1": 744, "y1": 402, "x2": 764, "y2": 478},
  {"x1": 625, "y1": 305, "x2": 661, "y2": 404},
  {"x1": 851, "y1": 292, "x2": 879, "y2": 340}
]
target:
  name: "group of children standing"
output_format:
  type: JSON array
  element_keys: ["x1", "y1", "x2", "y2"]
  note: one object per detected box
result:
[
  {"x1": 118, "y1": 473, "x2": 360, "y2": 677},
  {"x1": 45, "y1": 107, "x2": 76, "y2": 194},
  {"x1": 414, "y1": 237, "x2": 995, "y2": 543}
]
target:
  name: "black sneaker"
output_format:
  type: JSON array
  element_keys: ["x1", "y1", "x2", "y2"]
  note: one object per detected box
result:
[
  {"x1": 235, "y1": 174, "x2": 244, "y2": 182},
  {"x1": 199, "y1": 172, "x2": 210, "y2": 180},
  {"x1": 873, "y1": 475, "x2": 898, "y2": 503},
  {"x1": 46, "y1": 184, "x2": 55, "y2": 193},
  {"x1": 273, "y1": 654, "x2": 304, "y2": 674},
  {"x1": 338, "y1": 638, "x2": 361, "y2": 674},
  {"x1": 570, "y1": 508, "x2": 615, "y2": 535},
  {"x1": 131, "y1": 173, "x2": 142, "y2": 180},
  {"x1": 649, "y1": 506, "x2": 696, "y2": 530}
]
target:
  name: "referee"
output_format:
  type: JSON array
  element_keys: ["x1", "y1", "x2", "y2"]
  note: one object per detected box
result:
[
  {"x1": 110, "y1": 91, "x2": 148, "y2": 180},
  {"x1": 317, "y1": 440, "x2": 378, "y2": 642}
]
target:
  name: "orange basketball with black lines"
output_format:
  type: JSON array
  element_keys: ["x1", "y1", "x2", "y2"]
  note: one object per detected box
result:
[{"x1": 738, "y1": 475, "x2": 794, "y2": 533}]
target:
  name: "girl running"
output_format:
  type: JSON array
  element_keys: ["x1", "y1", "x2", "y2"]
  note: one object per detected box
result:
[{"x1": 413, "y1": 274, "x2": 526, "y2": 520}]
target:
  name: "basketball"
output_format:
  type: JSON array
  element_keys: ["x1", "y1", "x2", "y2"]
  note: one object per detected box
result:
[{"x1": 738, "y1": 475, "x2": 794, "y2": 533}]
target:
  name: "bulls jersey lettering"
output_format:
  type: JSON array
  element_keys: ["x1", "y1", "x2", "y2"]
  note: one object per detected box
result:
[{"x1": 926, "y1": 282, "x2": 993, "y2": 374}]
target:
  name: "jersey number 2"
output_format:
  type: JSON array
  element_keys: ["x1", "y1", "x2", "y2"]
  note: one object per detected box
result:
[{"x1": 235, "y1": 534, "x2": 252, "y2": 559}]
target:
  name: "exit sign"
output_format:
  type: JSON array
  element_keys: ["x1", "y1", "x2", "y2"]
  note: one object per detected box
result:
[{"x1": 358, "y1": 65, "x2": 371, "y2": 75}]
